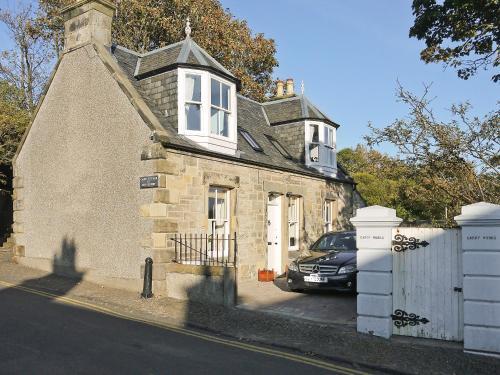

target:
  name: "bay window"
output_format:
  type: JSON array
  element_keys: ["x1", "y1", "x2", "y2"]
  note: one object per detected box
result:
[
  {"x1": 305, "y1": 121, "x2": 337, "y2": 177},
  {"x1": 178, "y1": 68, "x2": 237, "y2": 155}
]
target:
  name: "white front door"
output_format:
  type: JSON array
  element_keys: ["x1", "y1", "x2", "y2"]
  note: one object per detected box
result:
[{"x1": 267, "y1": 194, "x2": 282, "y2": 274}]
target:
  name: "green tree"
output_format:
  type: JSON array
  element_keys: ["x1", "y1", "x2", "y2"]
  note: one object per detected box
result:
[
  {"x1": 38, "y1": 0, "x2": 278, "y2": 101},
  {"x1": 365, "y1": 83, "x2": 499, "y2": 222},
  {"x1": 0, "y1": 4, "x2": 53, "y2": 113},
  {"x1": 0, "y1": 80, "x2": 30, "y2": 190},
  {"x1": 410, "y1": 0, "x2": 500, "y2": 82}
]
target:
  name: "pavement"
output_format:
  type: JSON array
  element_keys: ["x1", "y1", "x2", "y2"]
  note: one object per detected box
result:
[
  {"x1": 238, "y1": 277, "x2": 357, "y2": 326},
  {"x1": 1, "y1": 257, "x2": 499, "y2": 374}
]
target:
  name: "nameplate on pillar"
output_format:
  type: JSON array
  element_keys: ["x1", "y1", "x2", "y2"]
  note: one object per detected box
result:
[{"x1": 462, "y1": 227, "x2": 500, "y2": 250}]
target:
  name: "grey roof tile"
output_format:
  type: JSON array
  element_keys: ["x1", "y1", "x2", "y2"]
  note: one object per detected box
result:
[
  {"x1": 111, "y1": 45, "x2": 352, "y2": 183},
  {"x1": 263, "y1": 94, "x2": 339, "y2": 127}
]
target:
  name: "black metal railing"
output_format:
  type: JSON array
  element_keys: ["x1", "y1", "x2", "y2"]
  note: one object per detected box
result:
[{"x1": 171, "y1": 233, "x2": 237, "y2": 267}]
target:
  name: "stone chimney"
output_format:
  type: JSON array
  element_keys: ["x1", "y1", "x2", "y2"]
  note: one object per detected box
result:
[
  {"x1": 61, "y1": 0, "x2": 116, "y2": 51},
  {"x1": 276, "y1": 80, "x2": 284, "y2": 98},
  {"x1": 286, "y1": 78, "x2": 294, "y2": 96}
]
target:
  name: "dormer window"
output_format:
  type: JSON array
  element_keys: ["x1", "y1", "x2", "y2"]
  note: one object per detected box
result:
[
  {"x1": 178, "y1": 68, "x2": 237, "y2": 155},
  {"x1": 305, "y1": 121, "x2": 337, "y2": 177}
]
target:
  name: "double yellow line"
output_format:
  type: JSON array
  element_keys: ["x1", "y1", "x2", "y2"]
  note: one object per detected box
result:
[{"x1": 0, "y1": 280, "x2": 370, "y2": 375}]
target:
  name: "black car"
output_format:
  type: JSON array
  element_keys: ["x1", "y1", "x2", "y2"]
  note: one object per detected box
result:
[{"x1": 286, "y1": 231, "x2": 357, "y2": 292}]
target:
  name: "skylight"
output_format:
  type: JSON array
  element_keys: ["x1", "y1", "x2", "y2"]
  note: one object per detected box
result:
[
  {"x1": 265, "y1": 135, "x2": 292, "y2": 159},
  {"x1": 239, "y1": 128, "x2": 263, "y2": 152}
]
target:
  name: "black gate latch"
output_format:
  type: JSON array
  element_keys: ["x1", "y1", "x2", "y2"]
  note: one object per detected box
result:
[{"x1": 454, "y1": 287, "x2": 462, "y2": 292}]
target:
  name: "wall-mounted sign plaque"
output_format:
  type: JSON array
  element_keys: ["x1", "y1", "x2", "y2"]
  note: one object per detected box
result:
[{"x1": 140, "y1": 175, "x2": 159, "y2": 189}]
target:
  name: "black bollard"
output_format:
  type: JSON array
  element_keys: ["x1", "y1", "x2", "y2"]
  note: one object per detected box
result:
[{"x1": 141, "y1": 257, "x2": 153, "y2": 298}]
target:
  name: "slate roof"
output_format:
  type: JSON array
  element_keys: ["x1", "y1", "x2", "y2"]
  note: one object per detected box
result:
[
  {"x1": 110, "y1": 42, "x2": 352, "y2": 184},
  {"x1": 133, "y1": 38, "x2": 236, "y2": 84},
  {"x1": 263, "y1": 95, "x2": 339, "y2": 128}
]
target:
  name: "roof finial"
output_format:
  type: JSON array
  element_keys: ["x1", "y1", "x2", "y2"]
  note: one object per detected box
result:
[
  {"x1": 301, "y1": 80, "x2": 305, "y2": 95},
  {"x1": 185, "y1": 17, "x2": 192, "y2": 38}
]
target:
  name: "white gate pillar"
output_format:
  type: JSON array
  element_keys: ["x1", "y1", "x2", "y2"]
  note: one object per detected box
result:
[
  {"x1": 455, "y1": 202, "x2": 500, "y2": 357},
  {"x1": 351, "y1": 205, "x2": 402, "y2": 338}
]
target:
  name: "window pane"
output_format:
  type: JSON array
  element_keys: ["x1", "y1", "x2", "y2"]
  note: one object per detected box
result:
[
  {"x1": 211, "y1": 79, "x2": 220, "y2": 107},
  {"x1": 309, "y1": 144, "x2": 319, "y2": 162},
  {"x1": 208, "y1": 189, "x2": 216, "y2": 219},
  {"x1": 186, "y1": 74, "x2": 201, "y2": 102},
  {"x1": 221, "y1": 83, "x2": 230, "y2": 110},
  {"x1": 288, "y1": 198, "x2": 297, "y2": 221},
  {"x1": 216, "y1": 195, "x2": 227, "y2": 220},
  {"x1": 240, "y1": 129, "x2": 262, "y2": 151},
  {"x1": 210, "y1": 107, "x2": 218, "y2": 134},
  {"x1": 221, "y1": 111, "x2": 229, "y2": 137},
  {"x1": 289, "y1": 223, "x2": 297, "y2": 247},
  {"x1": 310, "y1": 124, "x2": 319, "y2": 143},
  {"x1": 185, "y1": 103, "x2": 201, "y2": 130}
]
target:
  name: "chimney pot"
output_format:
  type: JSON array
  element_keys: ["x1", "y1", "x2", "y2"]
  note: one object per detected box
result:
[
  {"x1": 61, "y1": 0, "x2": 116, "y2": 51},
  {"x1": 286, "y1": 78, "x2": 294, "y2": 96},
  {"x1": 276, "y1": 80, "x2": 284, "y2": 98}
]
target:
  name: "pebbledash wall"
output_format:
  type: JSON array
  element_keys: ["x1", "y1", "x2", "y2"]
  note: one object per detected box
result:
[
  {"x1": 11, "y1": 42, "x2": 359, "y2": 294},
  {"x1": 13, "y1": 46, "x2": 155, "y2": 292}
]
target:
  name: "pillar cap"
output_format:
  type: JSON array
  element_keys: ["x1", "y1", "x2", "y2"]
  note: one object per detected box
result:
[
  {"x1": 350, "y1": 205, "x2": 402, "y2": 228},
  {"x1": 454, "y1": 202, "x2": 500, "y2": 227}
]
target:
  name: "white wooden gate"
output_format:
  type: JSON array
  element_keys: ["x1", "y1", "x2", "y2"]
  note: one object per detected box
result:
[{"x1": 392, "y1": 228, "x2": 463, "y2": 341}]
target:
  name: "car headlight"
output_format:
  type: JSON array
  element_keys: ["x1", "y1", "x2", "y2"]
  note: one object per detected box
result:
[
  {"x1": 288, "y1": 262, "x2": 298, "y2": 272},
  {"x1": 337, "y1": 265, "x2": 356, "y2": 274}
]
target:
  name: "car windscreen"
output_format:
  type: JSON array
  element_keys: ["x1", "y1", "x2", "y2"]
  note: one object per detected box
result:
[{"x1": 311, "y1": 233, "x2": 356, "y2": 252}]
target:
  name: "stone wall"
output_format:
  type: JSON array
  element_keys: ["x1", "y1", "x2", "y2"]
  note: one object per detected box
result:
[{"x1": 139, "y1": 147, "x2": 357, "y2": 281}]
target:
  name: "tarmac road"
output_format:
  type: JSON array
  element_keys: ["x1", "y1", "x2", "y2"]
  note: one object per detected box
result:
[{"x1": 0, "y1": 280, "x2": 369, "y2": 375}]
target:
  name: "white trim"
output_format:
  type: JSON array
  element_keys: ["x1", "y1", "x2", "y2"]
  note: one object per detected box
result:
[
  {"x1": 177, "y1": 67, "x2": 237, "y2": 155},
  {"x1": 323, "y1": 200, "x2": 335, "y2": 233},
  {"x1": 304, "y1": 120, "x2": 337, "y2": 177},
  {"x1": 288, "y1": 196, "x2": 300, "y2": 251}
]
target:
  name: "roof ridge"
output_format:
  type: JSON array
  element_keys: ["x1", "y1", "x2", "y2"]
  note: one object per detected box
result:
[
  {"x1": 237, "y1": 93, "x2": 263, "y2": 105},
  {"x1": 189, "y1": 38, "x2": 234, "y2": 77},
  {"x1": 299, "y1": 94, "x2": 309, "y2": 117},
  {"x1": 176, "y1": 38, "x2": 191, "y2": 63},
  {"x1": 113, "y1": 45, "x2": 141, "y2": 56},
  {"x1": 141, "y1": 40, "x2": 184, "y2": 57},
  {"x1": 262, "y1": 95, "x2": 301, "y2": 105}
]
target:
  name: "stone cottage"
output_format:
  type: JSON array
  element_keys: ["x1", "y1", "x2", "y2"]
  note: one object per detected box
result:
[{"x1": 11, "y1": 0, "x2": 363, "y2": 296}]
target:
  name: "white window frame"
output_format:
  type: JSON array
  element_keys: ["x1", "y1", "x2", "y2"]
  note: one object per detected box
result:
[
  {"x1": 304, "y1": 120, "x2": 337, "y2": 177},
  {"x1": 177, "y1": 68, "x2": 237, "y2": 155},
  {"x1": 210, "y1": 78, "x2": 231, "y2": 137},
  {"x1": 323, "y1": 200, "x2": 335, "y2": 233},
  {"x1": 208, "y1": 186, "x2": 230, "y2": 255},
  {"x1": 288, "y1": 196, "x2": 300, "y2": 251}
]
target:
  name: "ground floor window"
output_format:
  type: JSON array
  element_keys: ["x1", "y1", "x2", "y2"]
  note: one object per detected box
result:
[
  {"x1": 208, "y1": 187, "x2": 229, "y2": 240},
  {"x1": 323, "y1": 200, "x2": 335, "y2": 233},
  {"x1": 288, "y1": 196, "x2": 300, "y2": 251}
]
